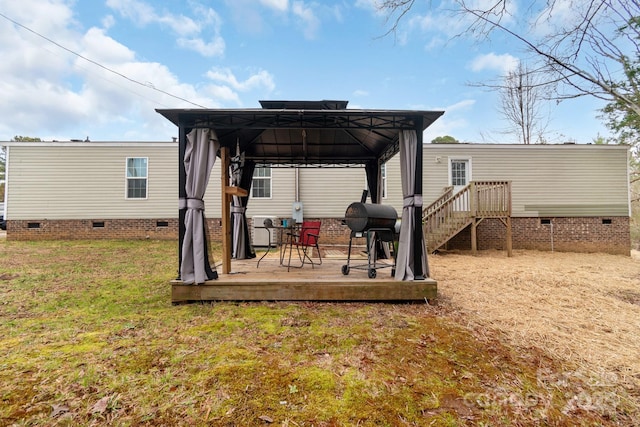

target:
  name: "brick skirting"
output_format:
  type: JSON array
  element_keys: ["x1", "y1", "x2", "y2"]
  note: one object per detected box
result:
[
  {"x1": 6, "y1": 216, "x2": 630, "y2": 255},
  {"x1": 6, "y1": 219, "x2": 180, "y2": 240},
  {"x1": 446, "y1": 217, "x2": 630, "y2": 255}
]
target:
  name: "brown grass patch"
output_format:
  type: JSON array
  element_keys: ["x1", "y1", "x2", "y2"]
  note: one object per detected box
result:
[{"x1": 431, "y1": 249, "x2": 640, "y2": 411}]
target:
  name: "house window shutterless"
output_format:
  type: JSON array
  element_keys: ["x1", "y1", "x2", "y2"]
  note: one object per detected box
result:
[
  {"x1": 450, "y1": 160, "x2": 467, "y2": 186},
  {"x1": 126, "y1": 157, "x2": 148, "y2": 199},
  {"x1": 251, "y1": 166, "x2": 272, "y2": 198}
]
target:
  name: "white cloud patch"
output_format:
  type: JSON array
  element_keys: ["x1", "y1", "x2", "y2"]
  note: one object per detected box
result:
[
  {"x1": 445, "y1": 99, "x2": 476, "y2": 112},
  {"x1": 0, "y1": 0, "x2": 237, "y2": 140},
  {"x1": 227, "y1": 0, "x2": 332, "y2": 41},
  {"x1": 81, "y1": 27, "x2": 136, "y2": 64},
  {"x1": 177, "y1": 37, "x2": 225, "y2": 58},
  {"x1": 206, "y1": 67, "x2": 275, "y2": 93},
  {"x1": 423, "y1": 99, "x2": 477, "y2": 142},
  {"x1": 106, "y1": 0, "x2": 225, "y2": 57},
  {"x1": 469, "y1": 53, "x2": 519, "y2": 75},
  {"x1": 259, "y1": 0, "x2": 289, "y2": 12},
  {"x1": 292, "y1": 1, "x2": 320, "y2": 40},
  {"x1": 354, "y1": 0, "x2": 383, "y2": 15}
]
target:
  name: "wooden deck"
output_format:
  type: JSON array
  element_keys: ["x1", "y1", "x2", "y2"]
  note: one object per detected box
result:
[{"x1": 172, "y1": 247, "x2": 437, "y2": 303}]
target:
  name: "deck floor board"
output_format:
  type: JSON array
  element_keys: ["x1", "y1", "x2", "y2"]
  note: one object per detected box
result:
[{"x1": 172, "y1": 248, "x2": 437, "y2": 303}]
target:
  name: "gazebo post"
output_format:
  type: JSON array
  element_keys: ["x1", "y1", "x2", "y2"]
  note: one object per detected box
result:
[
  {"x1": 177, "y1": 124, "x2": 187, "y2": 280},
  {"x1": 220, "y1": 146, "x2": 232, "y2": 274},
  {"x1": 413, "y1": 117, "x2": 426, "y2": 280}
]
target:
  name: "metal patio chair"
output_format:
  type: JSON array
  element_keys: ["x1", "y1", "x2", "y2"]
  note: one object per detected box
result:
[{"x1": 285, "y1": 220, "x2": 322, "y2": 271}]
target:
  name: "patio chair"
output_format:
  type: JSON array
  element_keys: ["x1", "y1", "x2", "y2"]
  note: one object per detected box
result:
[{"x1": 285, "y1": 220, "x2": 322, "y2": 271}]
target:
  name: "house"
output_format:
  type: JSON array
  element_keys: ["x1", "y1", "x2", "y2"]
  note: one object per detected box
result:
[
  {"x1": 2, "y1": 140, "x2": 630, "y2": 255},
  {"x1": 417, "y1": 143, "x2": 630, "y2": 255}
]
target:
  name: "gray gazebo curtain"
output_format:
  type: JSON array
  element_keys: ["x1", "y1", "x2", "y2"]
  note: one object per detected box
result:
[
  {"x1": 365, "y1": 160, "x2": 388, "y2": 259},
  {"x1": 365, "y1": 160, "x2": 381, "y2": 204},
  {"x1": 180, "y1": 128, "x2": 219, "y2": 284},
  {"x1": 395, "y1": 130, "x2": 429, "y2": 281},
  {"x1": 230, "y1": 150, "x2": 256, "y2": 259}
]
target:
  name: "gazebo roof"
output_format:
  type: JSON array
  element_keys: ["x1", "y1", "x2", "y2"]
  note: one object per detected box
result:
[{"x1": 156, "y1": 100, "x2": 444, "y2": 166}]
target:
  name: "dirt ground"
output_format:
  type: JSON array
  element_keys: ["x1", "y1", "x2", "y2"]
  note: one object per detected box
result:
[{"x1": 428, "y1": 249, "x2": 640, "y2": 408}]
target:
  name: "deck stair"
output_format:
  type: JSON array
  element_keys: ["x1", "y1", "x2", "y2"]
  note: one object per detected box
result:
[{"x1": 423, "y1": 181, "x2": 512, "y2": 254}]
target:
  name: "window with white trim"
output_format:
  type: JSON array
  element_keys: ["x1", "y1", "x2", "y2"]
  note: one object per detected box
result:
[
  {"x1": 450, "y1": 159, "x2": 469, "y2": 187},
  {"x1": 251, "y1": 166, "x2": 272, "y2": 198},
  {"x1": 126, "y1": 157, "x2": 148, "y2": 199}
]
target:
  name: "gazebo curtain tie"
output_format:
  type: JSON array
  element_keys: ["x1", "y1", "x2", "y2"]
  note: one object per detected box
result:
[
  {"x1": 179, "y1": 198, "x2": 205, "y2": 211},
  {"x1": 403, "y1": 195, "x2": 423, "y2": 208}
]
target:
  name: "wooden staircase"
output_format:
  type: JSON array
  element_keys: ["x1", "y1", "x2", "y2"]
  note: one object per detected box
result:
[{"x1": 423, "y1": 181, "x2": 512, "y2": 253}]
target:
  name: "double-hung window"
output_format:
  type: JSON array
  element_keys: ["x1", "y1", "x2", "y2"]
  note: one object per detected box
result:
[
  {"x1": 126, "y1": 157, "x2": 148, "y2": 199},
  {"x1": 251, "y1": 166, "x2": 272, "y2": 198}
]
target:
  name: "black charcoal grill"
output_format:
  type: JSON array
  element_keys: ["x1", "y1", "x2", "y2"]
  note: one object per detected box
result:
[{"x1": 342, "y1": 202, "x2": 398, "y2": 279}]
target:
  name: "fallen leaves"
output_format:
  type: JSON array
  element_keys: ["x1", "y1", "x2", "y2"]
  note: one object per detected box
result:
[
  {"x1": 91, "y1": 396, "x2": 110, "y2": 414},
  {"x1": 50, "y1": 403, "x2": 69, "y2": 418},
  {"x1": 258, "y1": 414, "x2": 274, "y2": 423}
]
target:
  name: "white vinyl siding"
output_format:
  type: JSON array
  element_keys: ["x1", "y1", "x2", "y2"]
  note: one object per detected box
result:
[
  {"x1": 4, "y1": 141, "x2": 629, "y2": 222},
  {"x1": 6, "y1": 142, "x2": 177, "y2": 219},
  {"x1": 421, "y1": 144, "x2": 629, "y2": 217},
  {"x1": 296, "y1": 167, "x2": 367, "y2": 217}
]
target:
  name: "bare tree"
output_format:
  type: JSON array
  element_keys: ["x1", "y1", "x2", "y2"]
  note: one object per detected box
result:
[
  {"x1": 379, "y1": 1, "x2": 640, "y2": 118},
  {"x1": 497, "y1": 63, "x2": 550, "y2": 144}
]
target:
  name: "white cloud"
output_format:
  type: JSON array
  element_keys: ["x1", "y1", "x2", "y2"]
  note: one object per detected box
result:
[
  {"x1": 205, "y1": 67, "x2": 275, "y2": 93},
  {"x1": 81, "y1": 27, "x2": 136, "y2": 64},
  {"x1": 106, "y1": 0, "x2": 199, "y2": 35},
  {"x1": 530, "y1": 0, "x2": 576, "y2": 37},
  {"x1": 292, "y1": 1, "x2": 320, "y2": 40},
  {"x1": 354, "y1": 0, "x2": 383, "y2": 15},
  {"x1": 353, "y1": 89, "x2": 369, "y2": 97},
  {"x1": 203, "y1": 84, "x2": 242, "y2": 105},
  {"x1": 106, "y1": 0, "x2": 225, "y2": 56},
  {"x1": 102, "y1": 15, "x2": 116, "y2": 30},
  {"x1": 445, "y1": 99, "x2": 476, "y2": 112},
  {"x1": 177, "y1": 36, "x2": 225, "y2": 57},
  {"x1": 469, "y1": 53, "x2": 519, "y2": 75},
  {"x1": 259, "y1": 0, "x2": 289, "y2": 12},
  {"x1": 0, "y1": 1, "x2": 228, "y2": 140},
  {"x1": 423, "y1": 99, "x2": 477, "y2": 142}
]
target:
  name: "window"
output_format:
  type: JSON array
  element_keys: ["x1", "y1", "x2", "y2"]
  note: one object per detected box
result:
[
  {"x1": 126, "y1": 157, "x2": 148, "y2": 199},
  {"x1": 449, "y1": 158, "x2": 471, "y2": 187},
  {"x1": 251, "y1": 166, "x2": 272, "y2": 198}
]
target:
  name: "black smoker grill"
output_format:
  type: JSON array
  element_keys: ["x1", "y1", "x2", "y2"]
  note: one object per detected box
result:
[{"x1": 342, "y1": 202, "x2": 398, "y2": 279}]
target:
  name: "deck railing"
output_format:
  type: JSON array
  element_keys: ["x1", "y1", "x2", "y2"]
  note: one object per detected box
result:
[
  {"x1": 423, "y1": 186, "x2": 453, "y2": 217},
  {"x1": 472, "y1": 181, "x2": 512, "y2": 217},
  {"x1": 423, "y1": 181, "x2": 511, "y2": 251}
]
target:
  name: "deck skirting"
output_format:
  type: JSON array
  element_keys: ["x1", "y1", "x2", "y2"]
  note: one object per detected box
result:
[{"x1": 171, "y1": 259, "x2": 437, "y2": 303}]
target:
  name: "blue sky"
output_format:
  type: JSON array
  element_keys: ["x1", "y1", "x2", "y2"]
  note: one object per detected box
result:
[{"x1": 0, "y1": 0, "x2": 611, "y2": 143}]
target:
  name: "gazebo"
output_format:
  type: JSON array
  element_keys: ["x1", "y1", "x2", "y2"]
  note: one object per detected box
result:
[{"x1": 157, "y1": 100, "x2": 444, "y2": 302}]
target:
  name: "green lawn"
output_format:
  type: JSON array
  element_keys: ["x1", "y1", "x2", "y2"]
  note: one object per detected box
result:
[{"x1": 0, "y1": 240, "x2": 630, "y2": 426}]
